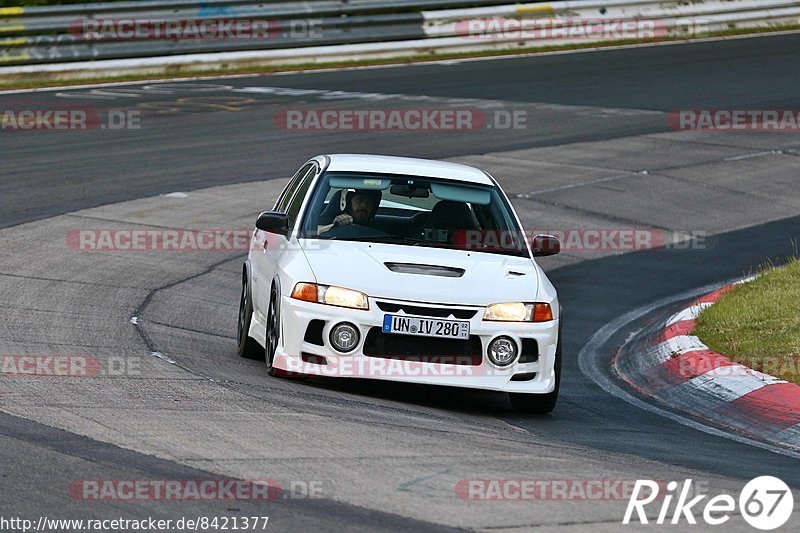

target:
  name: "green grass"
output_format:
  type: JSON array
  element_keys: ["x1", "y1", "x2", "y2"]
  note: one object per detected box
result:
[
  {"x1": 2, "y1": 24, "x2": 800, "y2": 91},
  {"x1": 695, "y1": 259, "x2": 800, "y2": 384}
]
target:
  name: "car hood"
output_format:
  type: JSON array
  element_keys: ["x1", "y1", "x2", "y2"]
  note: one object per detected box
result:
[{"x1": 299, "y1": 240, "x2": 539, "y2": 306}]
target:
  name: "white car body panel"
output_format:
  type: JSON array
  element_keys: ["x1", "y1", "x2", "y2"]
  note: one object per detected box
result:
[{"x1": 300, "y1": 240, "x2": 542, "y2": 306}]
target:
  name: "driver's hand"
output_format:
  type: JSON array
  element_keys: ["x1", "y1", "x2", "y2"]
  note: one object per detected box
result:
[{"x1": 333, "y1": 214, "x2": 354, "y2": 227}]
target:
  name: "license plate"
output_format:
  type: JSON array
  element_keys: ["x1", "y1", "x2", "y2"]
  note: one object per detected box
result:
[{"x1": 382, "y1": 314, "x2": 470, "y2": 340}]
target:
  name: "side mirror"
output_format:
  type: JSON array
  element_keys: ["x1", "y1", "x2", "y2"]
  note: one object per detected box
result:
[
  {"x1": 532, "y1": 234, "x2": 560, "y2": 257},
  {"x1": 255, "y1": 211, "x2": 289, "y2": 236}
]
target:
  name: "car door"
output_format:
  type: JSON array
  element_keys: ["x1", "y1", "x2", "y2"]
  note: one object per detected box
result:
[
  {"x1": 252, "y1": 163, "x2": 309, "y2": 315},
  {"x1": 252, "y1": 162, "x2": 318, "y2": 321}
]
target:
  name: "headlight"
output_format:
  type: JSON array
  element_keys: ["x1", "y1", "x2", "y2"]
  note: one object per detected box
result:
[
  {"x1": 484, "y1": 302, "x2": 553, "y2": 322},
  {"x1": 291, "y1": 283, "x2": 369, "y2": 310}
]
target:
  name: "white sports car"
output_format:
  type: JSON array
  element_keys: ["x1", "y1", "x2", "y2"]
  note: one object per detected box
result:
[{"x1": 238, "y1": 154, "x2": 562, "y2": 412}]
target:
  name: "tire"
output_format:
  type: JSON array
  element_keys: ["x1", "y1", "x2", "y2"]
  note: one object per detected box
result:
[
  {"x1": 264, "y1": 284, "x2": 281, "y2": 376},
  {"x1": 264, "y1": 284, "x2": 306, "y2": 380},
  {"x1": 237, "y1": 272, "x2": 264, "y2": 360},
  {"x1": 510, "y1": 328, "x2": 561, "y2": 414}
]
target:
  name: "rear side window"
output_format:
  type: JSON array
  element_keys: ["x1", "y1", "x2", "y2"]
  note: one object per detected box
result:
[
  {"x1": 274, "y1": 163, "x2": 313, "y2": 212},
  {"x1": 286, "y1": 165, "x2": 317, "y2": 227}
]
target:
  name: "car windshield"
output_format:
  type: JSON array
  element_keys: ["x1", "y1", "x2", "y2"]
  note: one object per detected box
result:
[{"x1": 299, "y1": 172, "x2": 529, "y2": 257}]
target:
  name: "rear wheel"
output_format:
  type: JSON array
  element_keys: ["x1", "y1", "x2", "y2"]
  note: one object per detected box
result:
[
  {"x1": 237, "y1": 273, "x2": 263, "y2": 360},
  {"x1": 265, "y1": 285, "x2": 281, "y2": 375},
  {"x1": 510, "y1": 330, "x2": 561, "y2": 414}
]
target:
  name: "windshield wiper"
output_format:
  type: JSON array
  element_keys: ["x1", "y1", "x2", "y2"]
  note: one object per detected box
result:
[
  {"x1": 404, "y1": 237, "x2": 456, "y2": 248},
  {"x1": 321, "y1": 234, "x2": 529, "y2": 256},
  {"x1": 323, "y1": 235, "x2": 449, "y2": 247},
  {"x1": 325, "y1": 235, "x2": 411, "y2": 243}
]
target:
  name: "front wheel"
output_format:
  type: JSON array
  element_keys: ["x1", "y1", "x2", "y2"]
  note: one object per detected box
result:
[
  {"x1": 510, "y1": 331, "x2": 561, "y2": 414},
  {"x1": 265, "y1": 284, "x2": 306, "y2": 380}
]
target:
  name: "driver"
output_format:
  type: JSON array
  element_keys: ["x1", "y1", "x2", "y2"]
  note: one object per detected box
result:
[{"x1": 319, "y1": 189, "x2": 381, "y2": 233}]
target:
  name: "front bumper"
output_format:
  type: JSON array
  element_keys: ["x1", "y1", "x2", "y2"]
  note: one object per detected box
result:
[{"x1": 272, "y1": 295, "x2": 559, "y2": 394}]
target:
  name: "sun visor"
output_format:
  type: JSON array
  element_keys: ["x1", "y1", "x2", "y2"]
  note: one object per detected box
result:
[
  {"x1": 329, "y1": 175, "x2": 392, "y2": 191},
  {"x1": 431, "y1": 182, "x2": 491, "y2": 205}
]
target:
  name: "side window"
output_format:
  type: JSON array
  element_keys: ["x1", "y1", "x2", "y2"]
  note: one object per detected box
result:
[
  {"x1": 274, "y1": 163, "x2": 312, "y2": 212},
  {"x1": 286, "y1": 165, "x2": 317, "y2": 227}
]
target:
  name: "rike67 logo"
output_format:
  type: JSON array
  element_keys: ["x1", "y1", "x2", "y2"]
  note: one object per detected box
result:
[{"x1": 624, "y1": 477, "x2": 794, "y2": 530}]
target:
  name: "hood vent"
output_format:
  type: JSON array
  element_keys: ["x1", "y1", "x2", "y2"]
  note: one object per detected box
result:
[{"x1": 384, "y1": 262, "x2": 465, "y2": 278}]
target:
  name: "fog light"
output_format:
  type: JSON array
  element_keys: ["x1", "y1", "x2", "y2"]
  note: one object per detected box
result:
[
  {"x1": 488, "y1": 336, "x2": 518, "y2": 367},
  {"x1": 330, "y1": 323, "x2": 359, "y2": 353}
]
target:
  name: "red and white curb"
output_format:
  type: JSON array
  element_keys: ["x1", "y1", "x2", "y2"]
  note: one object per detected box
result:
[{"x1": 614, "y1": 280, "x2": 800, "y2": 451}]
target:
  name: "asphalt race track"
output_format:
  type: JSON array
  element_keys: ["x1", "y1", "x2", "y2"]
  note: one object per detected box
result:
[{"x1": 1, "y1": 33, "x2": 800, "y2": 531}]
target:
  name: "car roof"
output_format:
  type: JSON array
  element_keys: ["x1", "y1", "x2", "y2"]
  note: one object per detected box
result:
[{"x1": 320, "y1": 154, "x2": 494, "y2": 186}]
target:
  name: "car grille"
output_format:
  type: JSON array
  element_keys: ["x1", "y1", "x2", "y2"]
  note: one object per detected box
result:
[
  {"x1": 376, "y1": 301, "x2": 477, "y2": 320},
  {"x1": 303, "y1": 319, "x2": 325, "y2": 346},
  {"x1": 363, "y1": 327, "x2": 482, "y2": 366},
  {"x1": 520, "y1": 338, "x2": 539, "y2": 363}
]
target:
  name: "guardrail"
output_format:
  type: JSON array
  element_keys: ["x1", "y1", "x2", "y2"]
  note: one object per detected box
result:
[{"x1": 1, "y1": 0, "x2": 798, "y2": 74}]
